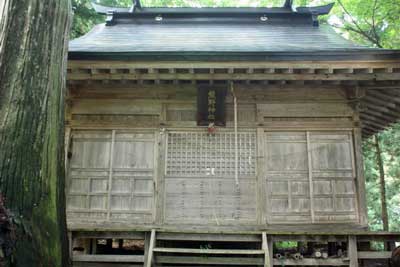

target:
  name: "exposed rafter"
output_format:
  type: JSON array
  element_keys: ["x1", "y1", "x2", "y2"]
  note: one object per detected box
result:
[{"x1": 66, "y1": 61, "x2": 400, "y2": 138}]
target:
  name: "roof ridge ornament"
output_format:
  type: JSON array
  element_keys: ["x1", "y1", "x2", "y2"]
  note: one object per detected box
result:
[
  {"x1": 92, "y1": 1, "x2": 335, "y2": 27},
  {"x1": 129, "y1": 0, "x2": 142, "y2": 12},
  {"x1": 283, "y1": 0, "x2": 293, "y2": 10},
  {"x1": 295, "y1": 3, "x2": 334, "y2": 27},
  {"x1": 296, "y1": 3, "x2": 334, "y2": 16}
]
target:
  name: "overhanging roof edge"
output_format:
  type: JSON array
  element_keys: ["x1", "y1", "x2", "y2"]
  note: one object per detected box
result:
[{"x1": 68, "y1": 50, "x2": 400, "y2": 61}]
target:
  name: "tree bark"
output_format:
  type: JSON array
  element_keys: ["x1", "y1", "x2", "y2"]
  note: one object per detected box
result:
[
  {"x1": 374, "y1": 135, "x2": 389, "y2": 232},
  {"x1": 0, "y1": 1, "x2": 71, "y2": 266}
]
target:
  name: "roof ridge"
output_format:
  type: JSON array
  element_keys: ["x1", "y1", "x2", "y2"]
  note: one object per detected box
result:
[{"x1": 91, "y1": 2, "x2": 334, "y2": 27}]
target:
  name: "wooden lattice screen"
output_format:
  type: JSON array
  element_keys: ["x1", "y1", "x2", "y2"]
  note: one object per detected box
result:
[
  {"x1": 166, "y1": 131, "x2": 256, "y2": 177},
  {"x1": 164, "y1": 131, "x2": 258, "y2": 224}
]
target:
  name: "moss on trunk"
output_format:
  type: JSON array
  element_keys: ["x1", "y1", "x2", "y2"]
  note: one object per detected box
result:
[{"x1": 0, "y1": 1, "x2": 71, "y2": 266}]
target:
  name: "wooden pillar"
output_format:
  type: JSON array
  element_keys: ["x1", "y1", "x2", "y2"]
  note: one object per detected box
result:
[
  {"x1": 348, "y1": 235, "x2": 358, "y2": 267},
  {"x1": 68, "y1": 232, "x2": 73, "y2": 258},
  {"x1": 353, "y1": 127, "x2": 368, "y2": 226},
  {"x1": 144, "y1": 232, "x2": 151, "y2": 267},
  {"x1": 257, "y1": 128, "x2": 267, "y2": 224},
  {"x1": 262, "y1": 232, "x2": 272, "y2": 267},
  {"x1": 146, "y1": 229, "x2": 156, "y2": 267}
]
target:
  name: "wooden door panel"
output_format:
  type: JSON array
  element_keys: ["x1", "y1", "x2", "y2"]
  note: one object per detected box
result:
[
  {"x1": 310, "y1": 132, "x2": 357, "y2": 223},
  {"x1": 265, "y1": 131, "x2": 358, "y2": 224},
  {"x1": 265, "y1": 132, "x2": 311, "y2": 223},
  {"x1": 66, "y1": 130, "x2": 156, "y2": 223}
]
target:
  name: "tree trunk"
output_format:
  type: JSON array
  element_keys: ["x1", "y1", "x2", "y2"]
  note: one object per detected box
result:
[
  {"x1": 374, "y1": 135, "x2": 389, "y2": 232},
  {"x1": 0, "y1": 1, "x2": 71, "y2": 266}
]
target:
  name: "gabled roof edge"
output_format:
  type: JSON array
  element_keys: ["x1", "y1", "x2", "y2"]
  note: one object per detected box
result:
[{"x1": 68, "y1": 50, "x2": 400, "y2": 61}]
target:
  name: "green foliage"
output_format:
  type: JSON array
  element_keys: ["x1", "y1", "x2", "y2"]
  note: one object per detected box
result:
[
  {"x1": 331, "y1": 0, "x2": 400, "y2": 48},
  {"x1": 71, "y1": 0, "x2": 103, "y2": 39},
  {"x1": 363, "y1": 125, "x2": 400, "y2": 232},
  {"x1": 275, "y1": 241, "x2": 298, "y2": 249}
]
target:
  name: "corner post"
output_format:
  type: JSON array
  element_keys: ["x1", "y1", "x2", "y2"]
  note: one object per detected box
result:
[{"x1": 348, "y1": 235, "x2": 359, "y2": 267}]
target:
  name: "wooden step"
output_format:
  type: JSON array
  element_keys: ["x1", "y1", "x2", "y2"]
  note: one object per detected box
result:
[
  {"x1": 153, "y1": 247, "x2": 265, "y2": 255},
  {"x1": 156, "y1": 255, "x2": 264, "y2": 265},
  {"x1": 272, "y1": 258, "x2": 349, "y2": 266},
  {"x1": 156, "y1": 232, "x2": 261, "y2": 242},
  {"x1": 73, "y1": 254, "x2": 144, "y2": 263},
  {"x1": 358, "y1": 251, "x2": 392, "y2": 259}
]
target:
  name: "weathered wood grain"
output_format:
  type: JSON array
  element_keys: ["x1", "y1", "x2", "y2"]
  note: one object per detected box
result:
[
  {"x1": 73, "y1": 255, "x2": 144, "y2": 262},
  {"x1": 65, "y1": 84, "x2": 369, "y2": 229},
  {"x1": 67, "y1": 130, "x2": 156, "y2": 222}
]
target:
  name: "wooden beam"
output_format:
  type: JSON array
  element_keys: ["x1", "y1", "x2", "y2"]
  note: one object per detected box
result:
[
  {"x1": 74, "y1": 231, "x2": 145, "y2": 239},
  {"x1": 156, "y1": 256, "x2": 264, "y2": 265},
  {"x1": 360, "y1": 115, "x2": 388, "y2": 129},
  {"x1": 67, "y1": 72, "x2": 400, "y2": 82},
  {"x1": 272, "y1": 235, "x2": 347, "y2": 242},
  {"x1": 272, "y1": 258, "x2": 348, "y2": 266},
  {"x1": 362, "y1": 122, "x2": 385, "y2": 133},
  {"x1": 364, "y1": 95, "x2": 397, "y2": 109},
  {"x1": 363, "y1": 85, "x2": 400, "y2": 90},
  {"x1": 152, "y1": 248, "x2": 265, "y2": 254},
  {"x1": 362, "y1": 125, "x2": 392, "y2": 138},
  {"x1": 367, "y1": 90, "x2": 400, "y2": 105},
  {"x1": 362, "y1": 101, "x2": 400, "y2": 117},
  {"x1": 156, "y1": 232, "x2": 261, "y2": 242},
  {"x1": 386, "y1": 88, "x2": 400, "y2": 96},
  {"x1": 357, "y1": 234, "x2": 400, "y2": 242},
  {"x1": 358, "y1": 251, "x2": 392, "y2": 259},
  {"x1": 362, "y1": 128, "x2": 375, "y2": 137},
  {"x1": 362, "y1": 109, "x2": 398, "y2": 122},
  {"x1": 73, "y1": 255, "x2": 144, "y2": 263},
  {"x1": 360, "y1": 113, "x2": 391, "y2": 125},
  {"x1": 145, "y1": 229, "x2": 156, "y2": 267},
  {"x1": 68, "y1": 60, "x2": 400, "y2": 70}
]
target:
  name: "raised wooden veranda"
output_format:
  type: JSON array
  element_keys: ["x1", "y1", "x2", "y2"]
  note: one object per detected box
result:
[{"x1": 69, "y1": 228, "x2": 400, "y2": 267}]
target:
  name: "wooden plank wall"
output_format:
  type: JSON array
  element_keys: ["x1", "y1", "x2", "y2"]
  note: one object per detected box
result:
[
  {"x1": 67, "y1": 130, "x2": 156, "y2": 222},
  {"x1": 264, "y1": 131, "x2": 358, "y2": 224},
  {"x1": 66, "y1": 84, "x2": 364, "y2": 227}
]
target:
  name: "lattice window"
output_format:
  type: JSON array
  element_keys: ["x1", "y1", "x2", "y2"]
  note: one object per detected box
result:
[{"x1": 166, "y1": 131, "x2": 256, "y2": 177}]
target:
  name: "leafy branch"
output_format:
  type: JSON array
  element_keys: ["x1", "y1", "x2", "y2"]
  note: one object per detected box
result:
[{"x1": 336, "y1": 0, "x2": 382, "y2": 47}]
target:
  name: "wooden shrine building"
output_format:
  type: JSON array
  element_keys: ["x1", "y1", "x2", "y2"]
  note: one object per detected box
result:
[{"x1": 66, "y1": 1, "x2": 400, "y2": 266}]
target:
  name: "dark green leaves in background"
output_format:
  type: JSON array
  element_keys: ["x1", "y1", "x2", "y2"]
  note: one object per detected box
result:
[{"x1": 364, "y1": 125, "x2": 400, "y2": 232}]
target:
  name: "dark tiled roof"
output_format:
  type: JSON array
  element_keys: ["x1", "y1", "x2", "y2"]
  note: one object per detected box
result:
[
  {"x1": 68, "y1": 6, "x2": 400, "y2": 61},
  {"x1": 70, "y1": 22, "x2": 371, "y2": 53}
]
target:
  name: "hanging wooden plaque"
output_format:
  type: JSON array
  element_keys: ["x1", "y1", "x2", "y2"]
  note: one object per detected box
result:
[{"x1": 197, "y1": 86, "x2": 227, "y2": 126}]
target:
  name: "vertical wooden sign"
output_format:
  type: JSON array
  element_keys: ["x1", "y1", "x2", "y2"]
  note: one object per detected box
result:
[{"x1": 197, "y1": 86, "x2": 227, "y2": 126}]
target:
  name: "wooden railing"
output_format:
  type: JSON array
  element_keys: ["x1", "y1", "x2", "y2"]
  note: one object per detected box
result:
[{"x1": 69, "y1": 230, "x2": 400, "y2": 267}]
